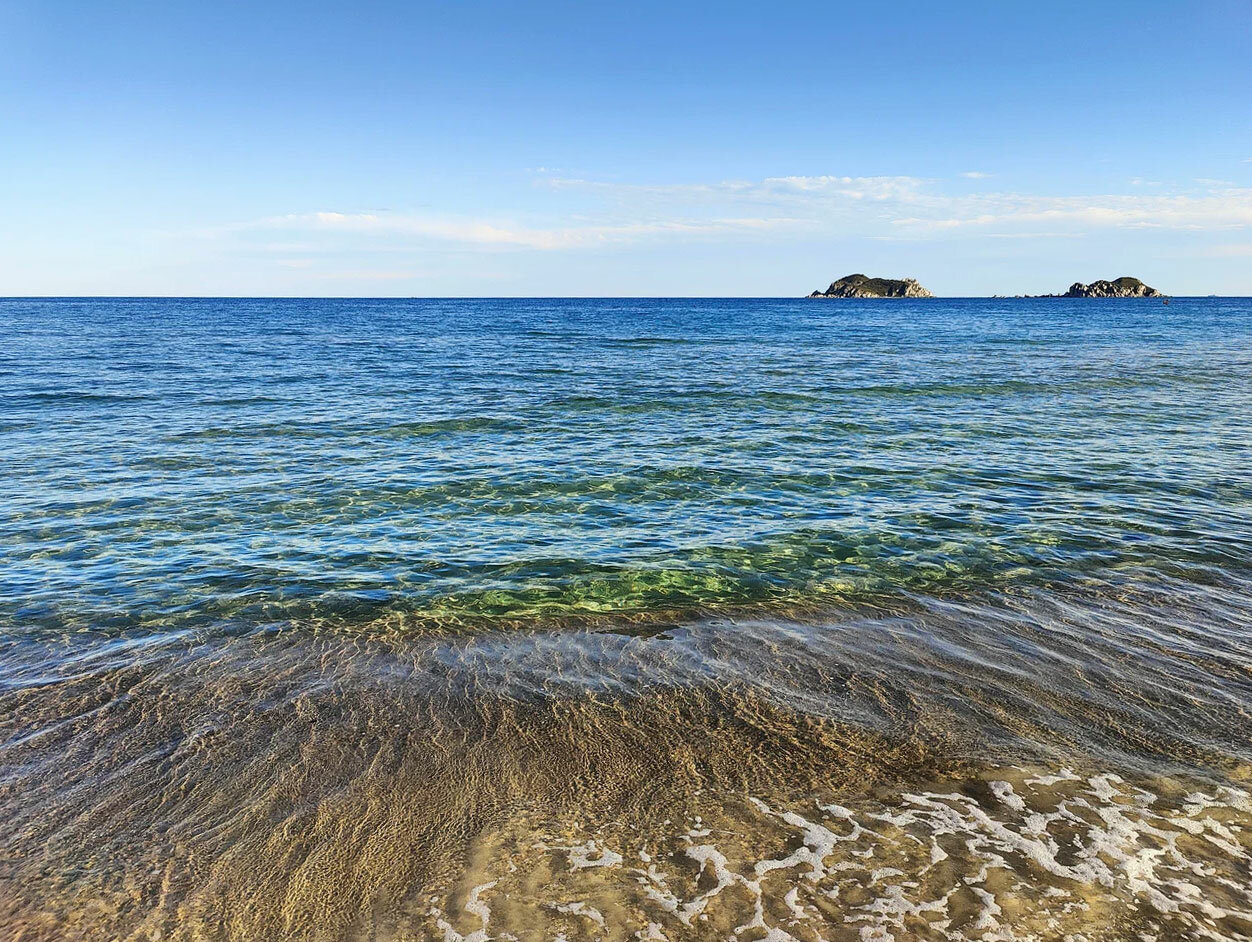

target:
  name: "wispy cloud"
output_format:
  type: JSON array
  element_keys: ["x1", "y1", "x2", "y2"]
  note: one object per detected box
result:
[
  {"x1": 894, "y1": 189, "x2": 1252, "y2": 233},
  {"x1": 191, "y1": 176, "x2": 1252, "y2": 266},
  {"x1": 200, "y1": 209, "x2": 805, "y2": 251},
  {"x1": 961, "y1": 171, "x2": 990, "y2": 179},
  {"x1": 534, "y1": 174, "x2": 1252, "y2": 235},
  {"x1": 541, "y1": 174, "x2": 928, "y2": 204}
]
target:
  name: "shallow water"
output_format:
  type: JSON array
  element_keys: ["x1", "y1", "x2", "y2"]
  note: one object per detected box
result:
[{"x1": 2, "y1": 297, "x2": 1251, "y2": 940}]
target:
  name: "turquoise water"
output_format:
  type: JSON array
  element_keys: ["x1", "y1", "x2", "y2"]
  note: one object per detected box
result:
[{"x1": 3, "y1": 297, "x2": 1252, "y2": 940}]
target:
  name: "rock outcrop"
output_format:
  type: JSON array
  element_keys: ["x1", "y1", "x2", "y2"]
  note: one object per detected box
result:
[
  {"x1": 808, "y1": 274, "x2": 934, "y2": 298},
  {"x1": 1062, "y1": 277, "x2": 1161, "y2": 298}
]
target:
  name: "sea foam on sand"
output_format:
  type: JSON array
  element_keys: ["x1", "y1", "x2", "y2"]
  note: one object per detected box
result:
[{"x1": 426, "y1": 767, "x2": 1252, "y2": 941}]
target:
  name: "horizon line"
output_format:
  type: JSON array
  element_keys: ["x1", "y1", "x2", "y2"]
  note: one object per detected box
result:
[{"x1": 1, "y1": 294, "x2": 1243, "y2": 301}]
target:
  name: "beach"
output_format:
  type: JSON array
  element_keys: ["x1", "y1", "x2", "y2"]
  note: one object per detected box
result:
[{"x1": 2, "y1": 296, "x2": 1251, "y2": 940}]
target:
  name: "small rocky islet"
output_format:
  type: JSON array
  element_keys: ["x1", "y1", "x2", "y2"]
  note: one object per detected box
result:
[
  {"x1": 807, "y1": 273, "x2": 1163, "y2": 298},
  {"x1": 808, "y1": 274, "x2": 933, "y2": 298},
  {"x1": 1057, "y1": 277, "x2": 1161, "y2": 298}
]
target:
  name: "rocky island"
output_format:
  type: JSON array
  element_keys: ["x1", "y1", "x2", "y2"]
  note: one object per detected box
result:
[
  {"x1": 808, "y1": 274, "x2": 934, "y2": 299},
  {"x1": 1061, "y1": 277, "x2": 1161, "y2": 298}
]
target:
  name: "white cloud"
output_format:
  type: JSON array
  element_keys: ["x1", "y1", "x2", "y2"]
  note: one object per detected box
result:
[
  {"x1": 542, "y1": 174, "x2": 928, "y2": 204},
  {"x1": 193, "y1": 177, "x2": 1252, "y2": 265},
  {"x1": 206, "y1": 209, "x2": 805, "y2": 251},
  {"x1": 961, "y1": 171, "x2": 989, "y2": 179},
  {"x1": 894, "y1": 189, "x2": 1252, "y2": 233},
  {"x1": 758, "y1": 176, "x2": 926, "y2": 200},
  {"x1": 533, "y1": 174, "x2": 1252, "y2": 235}
]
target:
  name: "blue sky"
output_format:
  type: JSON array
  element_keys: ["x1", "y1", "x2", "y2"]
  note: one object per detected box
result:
[{"x1": 2, "y1": 0, "x2": 1250, "y2": 296}]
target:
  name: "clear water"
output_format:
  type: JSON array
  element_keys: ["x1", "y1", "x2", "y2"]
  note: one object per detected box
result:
[{"x1": 2, "y1": 297, "x2": 1251, "y2": 940}]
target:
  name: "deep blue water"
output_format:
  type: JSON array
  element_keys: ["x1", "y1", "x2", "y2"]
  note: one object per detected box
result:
[{"x1": 3, "y1": 296, "x2": 1251, "y2": 633}]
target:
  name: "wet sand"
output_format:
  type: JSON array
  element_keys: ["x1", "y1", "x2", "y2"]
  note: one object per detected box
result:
[{"x1": 3, "y1": 585, "x2": 1250, "y2": 941}]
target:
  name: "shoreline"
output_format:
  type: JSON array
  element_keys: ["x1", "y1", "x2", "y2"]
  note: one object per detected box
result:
[{"x1": 3, "y1": 296, "x2": 1251, "y2": 940}]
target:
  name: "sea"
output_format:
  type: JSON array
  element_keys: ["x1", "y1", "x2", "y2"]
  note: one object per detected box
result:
[{"x1": 1, "y1": 296, "x2": 1250, "y2": 941}]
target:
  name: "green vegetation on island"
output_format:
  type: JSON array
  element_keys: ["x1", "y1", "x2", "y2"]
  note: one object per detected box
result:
[{"x1": 808, "y1": 274, "x2": 934, "y2": 299}]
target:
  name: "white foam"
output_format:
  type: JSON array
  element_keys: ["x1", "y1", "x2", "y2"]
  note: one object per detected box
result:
[
  {"x1": 564, "y1": 840, "x2": 624, "y2": 870},
  {"x1": 423, "y1": 769, "x2": 1252, "y2": 941},
  {"x1": 434, "y1": 880, "x2": 497, "y2": 942},
  {"x1": 550, "y1": 901, "x2": 606, "y2": 928}
]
